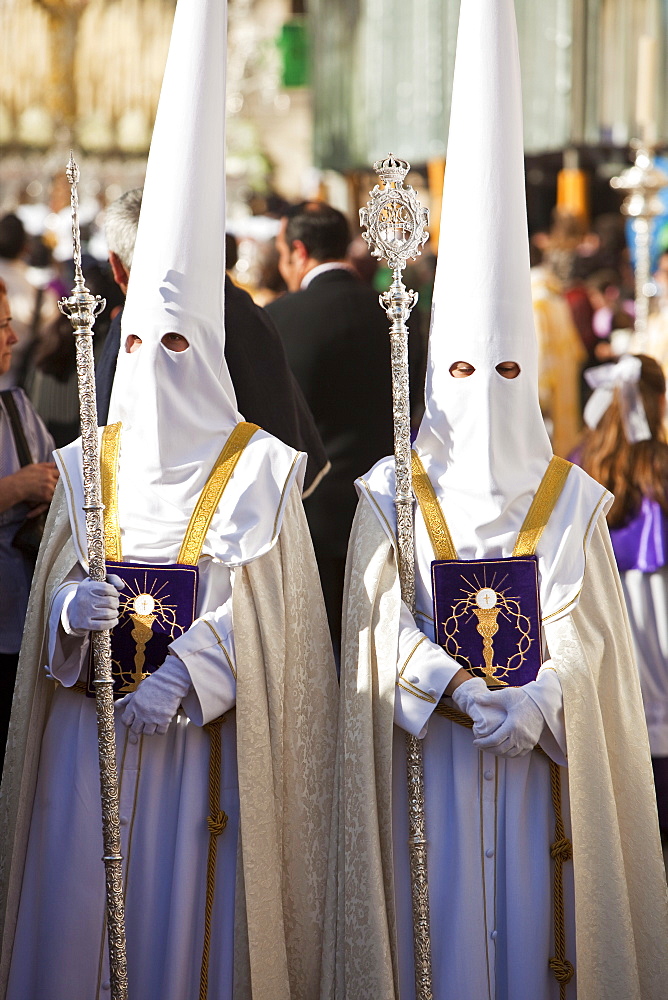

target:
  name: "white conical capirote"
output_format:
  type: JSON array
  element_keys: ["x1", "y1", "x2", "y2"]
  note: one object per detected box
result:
[
  {"x1": 359, "y1": 0, "x2": 612, "y2": 624},
  {"x1": 109, "y1": 0, "x2": 240, "y2": 470},
  {"x1": 105, "y1": 0, "x2": 253, "y2": 564},
  {"x1": 414, "y1": 0, "x2": 552, "y2": 554}
]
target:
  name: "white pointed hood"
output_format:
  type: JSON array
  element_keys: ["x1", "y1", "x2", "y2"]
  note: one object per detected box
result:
[
  {"x1": 98, "y1": 0, "x2": 304, "y2": 566},
  {"x1": 359, "y1": 0, "x2": 611, "y2": 624},
  {"x1": 413, "y1": 0, "x2": 552, "y2": 549},
  {"x1": 109, "y1": 0, "x2": 240, "y2": 463}
]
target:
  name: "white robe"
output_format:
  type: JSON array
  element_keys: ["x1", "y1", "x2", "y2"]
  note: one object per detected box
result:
[
  {"x1": 6, "y1": 557, "x2": 237, "y2": 1000},
  {"x1": 387, "y1": 494, "x2": 571, "y2": 1000},
  {"x1": 338, "y1": 495, "x2": 668, "y2": 1000},
  {"x1": 392, "y1": 611, "x2": 571, "y2": 1000}
]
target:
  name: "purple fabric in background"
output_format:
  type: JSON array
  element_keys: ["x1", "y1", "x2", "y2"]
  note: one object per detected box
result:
[{"x1": 609, "y1": 497, "x2": 668, "y2": 573}]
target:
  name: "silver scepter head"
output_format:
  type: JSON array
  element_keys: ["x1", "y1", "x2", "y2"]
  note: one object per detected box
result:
[
  {"x1": 58, "y1": 152, "x2": 106, "y2": 331},
  {"x1": 359, "y1": 154, "x2": 429, "y2": 271}
]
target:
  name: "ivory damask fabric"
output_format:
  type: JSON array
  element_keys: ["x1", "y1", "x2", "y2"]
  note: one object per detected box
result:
[
  {"x1": 338, "y1": 498, "x2": 402, "y2": 998},
  {"x1": 337, "y1": 499, "x2": 668, "y2": 1000},
  {"x1": 233, "y1": 485, "x2": 338, "y2": 999}
]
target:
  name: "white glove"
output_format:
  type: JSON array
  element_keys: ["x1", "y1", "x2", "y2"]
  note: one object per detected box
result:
[
  {"x1": 471, "y1": 686, "x2": 545, "y2": 758},
  {"x1": 67, "y1": 575, "x2": 125, "y2": 634},
  {"x1": 116, "y1": 654, "x2": 192, "y2": 742},
  {"x1": 451, "y1": 677, "x2": 507, "y2": 735}
]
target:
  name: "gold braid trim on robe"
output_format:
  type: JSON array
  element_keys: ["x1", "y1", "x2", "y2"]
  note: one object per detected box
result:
[
  {"x1": 338, "y1": 497, "x2": 668, "y2": 1000},
  {"x1": 0, "y1": 481, "x2": 339, "y2": 1000}
]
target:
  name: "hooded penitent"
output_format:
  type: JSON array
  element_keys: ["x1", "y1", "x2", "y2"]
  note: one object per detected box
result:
[
  {"x1": 104, "y1": 0, "x2": 302, "y2": 566},
  {"x1": 363, "y1": 0, "x2": 606, "y2": 622},
  {"x1": 341, "y1": 6, "x2": 668, "y2": 1000}
]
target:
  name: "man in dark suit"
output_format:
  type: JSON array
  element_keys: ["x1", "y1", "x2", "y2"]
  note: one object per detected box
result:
[
  {"x1": 96, "y1": 190, "x2": 328, "y2": 493},
  {"x1": 267, "y1": 201, "x2": 424, "y2": 649}
]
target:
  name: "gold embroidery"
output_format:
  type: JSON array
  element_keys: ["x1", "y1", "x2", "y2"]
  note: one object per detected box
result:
[
  {"x1": 513, "y1": 456, "x2": 572, "y2": 557},
  {"x1": 101, "y1": 423, "x2": 123, "y2": 561},
  {"x1": 411, "y1": 451, "x2": 458, "y2": 560},
  {"x1": 437, "y1": 559, "x2": 539, "y2": 687},
  {"x1": 178, "y1": 423, "x2": 260, "y2": 565},
  {"x1": 414, "y1": 609, "x2": 434, "y2": 624},
  {"x1": 397, "y1": 681, "x2": 436, "y2": 703},
  {"x1": 413, "y1": 455, "x2": 574, "y2": 684}
]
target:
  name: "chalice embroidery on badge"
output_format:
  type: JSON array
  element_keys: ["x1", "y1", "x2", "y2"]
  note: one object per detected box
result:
[
  {"x1": 115, "y1": 574, "x2": 186, "y2": 692},
  {"x1": 442, "y1": 571, "x2": 533, "y2": 686}
]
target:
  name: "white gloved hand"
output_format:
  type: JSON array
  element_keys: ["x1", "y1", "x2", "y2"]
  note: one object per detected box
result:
[
  {"x1": 451, "y1": 677, "x2": 507, "y2": 735},
  {"x1": 471, "y1": 686, "x2": 545, "y2": 758},
  {"x1": 67, "y1": 575, "x2": 125, "y2": 634},
  {"x1": 116, "y1": 654, "x2": 192, "y2": 742}
]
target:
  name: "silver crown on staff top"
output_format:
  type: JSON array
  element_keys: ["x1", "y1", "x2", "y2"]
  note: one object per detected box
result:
[{"x1": 373, "y1": 153, "x2": 410, "y2": 185}]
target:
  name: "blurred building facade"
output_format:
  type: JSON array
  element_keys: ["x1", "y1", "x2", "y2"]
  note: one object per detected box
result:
[
  {"x1": 0, "y1": 0, "x2": 666, "y2": 220},
  {"x1": 311, "y1": 0, "x2": 668, "y2": 168}
]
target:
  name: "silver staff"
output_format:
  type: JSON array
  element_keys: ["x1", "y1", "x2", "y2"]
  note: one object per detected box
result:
[
  {"x1": 58, "y1": 152, "x2": 129, "y2": 1000},
  {"x1": 611, "y1": 142, "x2": 668, "y2": 350},
  {"x1": 360, "y1": 153, "x2": 432, "y2": 1000}
]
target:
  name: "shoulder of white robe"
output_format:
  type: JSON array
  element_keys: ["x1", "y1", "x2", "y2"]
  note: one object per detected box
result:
[
  {"x1": 213, "y1": 431, "x2": 307, "y2": 567},
  {"x1": 539, "y1": 467, "x2": 613, "y2": 625}
]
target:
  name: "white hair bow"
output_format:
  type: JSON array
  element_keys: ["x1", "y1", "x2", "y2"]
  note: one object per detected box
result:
[{"x1": 583, "y1": 354, "x2": 652, "y2": 443}]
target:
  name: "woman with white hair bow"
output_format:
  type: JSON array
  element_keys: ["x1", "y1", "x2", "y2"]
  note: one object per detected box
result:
[{"x1": 580, "y1": 353, "x2": 668, "y2": 836}]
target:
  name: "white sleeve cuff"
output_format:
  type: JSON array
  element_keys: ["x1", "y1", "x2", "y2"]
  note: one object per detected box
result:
[
  {"x1": 48, "y1": 580, "x2": 90, "y2": 687},
  {"x1": 170, "y1": 615, "x2": 236, "y2": 726},
  {"x1": 523, "y1": 663, "x2": 567, "y2": 766},
  {"x1": 394, "y1": 602, "x2": 462, "y2": 739}
]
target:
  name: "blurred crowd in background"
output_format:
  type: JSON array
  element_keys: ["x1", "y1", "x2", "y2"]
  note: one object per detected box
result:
[{"x1": 4, "y1": 179, "x2": 668, "y2": 457}]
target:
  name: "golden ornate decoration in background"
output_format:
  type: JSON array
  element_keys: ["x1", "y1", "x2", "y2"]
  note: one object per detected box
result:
[{"x1": 0, "y1": 0, "x2": 174, "y2": 153}]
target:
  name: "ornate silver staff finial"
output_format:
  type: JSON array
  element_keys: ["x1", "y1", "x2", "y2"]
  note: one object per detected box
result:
[
  {"x1": 611, "y1": 142, "x2": 668, "y2": 350},
  {"x1": 58, "y1": 154, "x2": 129, "y2": 1000},
  {"x1": 58, "y1": 151, "x2": 106, "y2": 335},
  {"x1": 360, "y1": 155, "x2": 433, "y2": 1000},
  {"x1": 360, "y1": 153, "x2": 429, "y2": 269}
]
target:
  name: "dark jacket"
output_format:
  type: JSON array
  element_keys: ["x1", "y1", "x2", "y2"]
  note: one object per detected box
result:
[
  {"x1": 95, "y1": 276, "x2": 328, "y2": 493},
  {"x1": 266, "y1": 267, "x2": 425, "y2": 557}
]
